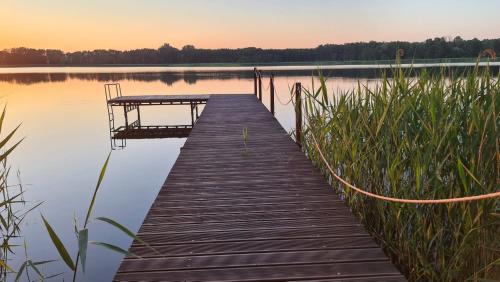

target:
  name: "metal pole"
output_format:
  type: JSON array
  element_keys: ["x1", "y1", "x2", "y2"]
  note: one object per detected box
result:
[
  {"x1": 295, "y1": 82, "x2": 302, "y2": 147},
  {"x1": 270, "y1": 74, "x2": 275, "y2": 116}
]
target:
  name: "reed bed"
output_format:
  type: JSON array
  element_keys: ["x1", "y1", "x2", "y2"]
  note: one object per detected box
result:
[{"x1": 302, "y1": 65, "x2": 499, "y2": 281}]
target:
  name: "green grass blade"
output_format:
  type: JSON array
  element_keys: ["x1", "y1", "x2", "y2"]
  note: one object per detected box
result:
[
  {"x1": 0, "y1": 106, "x2": 6, "y2": 134},
  {"x1": 78, "y1": 228, "x2": 88, "y2": 272},
  {"x1": 41, "y1": 215, "x2": 75, "y2": 271},
  {"x1": 84, "y1": 153, "x2": 111, "y2": 227},
  {"x1": 0, "y1": 123, "x2": 21, "y2": 149},
  {"x1": 32, "y1": 259, "x2": 58, "y2": 266},
  {"x1": 27, "y1": 260, "x2": 44, "y2": 279},
  {"x1": 14, "y1": 261, "x2": 27, "y2": 282},
  {"x1": 0, "y1": 259, "x2": 15, "y2": 274},
  {"x1": 0, "y1": 139, "x2": 24, "y2": 164},
  {"x1": 44, "y1": 272, "x2": 65, "y2": 279},
  {"x1": 90, "y1": 241, "x2": 141, "y2": 258},
  {"x1": 96, "y1": 217, "x2": 160, "y2": 255}
]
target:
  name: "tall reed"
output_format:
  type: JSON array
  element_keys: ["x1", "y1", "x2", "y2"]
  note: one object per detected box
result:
[
  {"x1": 302, "y1": 65, "x2": 499, "y2": 281},
  {"x1": 0, "y1": 106, "x2": 152, "y2": 280}
]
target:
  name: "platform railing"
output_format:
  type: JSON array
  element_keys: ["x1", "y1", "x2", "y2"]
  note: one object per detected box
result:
[{"x1": 253, "y1": 68, "x2": 302, "y2": 147}]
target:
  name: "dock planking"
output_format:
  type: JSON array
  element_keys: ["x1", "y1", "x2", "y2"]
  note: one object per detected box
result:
[
  {"x1": 114, "y1": 94, "x2": 405, "y2": 281},
  {"x1": 107, "y1": 94, "x2": 210, "y2": 106}
]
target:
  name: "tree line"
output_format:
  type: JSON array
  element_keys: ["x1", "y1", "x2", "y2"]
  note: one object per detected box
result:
[{"x1": 1, "y1": 36, "x2": 498, "y2": 66}]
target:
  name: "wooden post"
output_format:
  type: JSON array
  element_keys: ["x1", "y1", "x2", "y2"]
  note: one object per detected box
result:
[
  {"x1": 124, "y1": 105, "x2": 129, "y2": 129},
  {"x1": 190, "y1": 102, "x2": 194, "y2": 126},
  {"x1": 253, "y1": 68, "x2": 257, "y2": 96},
  {"x1": 295, "y1": 82, "x2": 302, "y2": 147},
  {"x1": 270, "y1": 74, "x2": 275, "y2": 116},
  {"x1": 258, "y1": 71, "x2": 263, "y2": 101},
  {"x1": 136, "y1": 105, "x2": 141, "y2": 126}
]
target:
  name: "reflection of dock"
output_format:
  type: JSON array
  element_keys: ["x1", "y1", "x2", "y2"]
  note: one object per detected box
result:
[
  {"x1": 104, "y1": 83, "x2": 208, "y2": 149},
  {"x1": 113, "y1": 91, "x2": 404, "y2": 279},
  {"x1": 111, "y1": 125, "x2": 192, "y2": 139}
]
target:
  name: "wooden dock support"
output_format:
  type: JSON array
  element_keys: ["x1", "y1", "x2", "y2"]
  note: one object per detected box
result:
[
  {"x1": 136, "y1": 104, "x2": 141, "y2": 126},
  {"x1": 258, "y1": 70, "x2": 263, "y2": 101},
  {"x1": 295, "y1": 82, "x2": 302, "y2": 147},
  {"x1": 270, "y1": 74, "x2": 275, "y2": 116},
  {"x1": 190, "y1": 102, "x2": 195, "y2": 126},
  {"x1": 123, "y1": 106, "x2": 129, "y2": 129},
  {"x1": 253, "y1": 67, "x2": 258, "y2": 96}
]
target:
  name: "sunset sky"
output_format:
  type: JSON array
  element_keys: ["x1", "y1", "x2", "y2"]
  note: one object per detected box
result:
[{"x1": 1, "y1": 0, "x2": 499, "y2": 51}]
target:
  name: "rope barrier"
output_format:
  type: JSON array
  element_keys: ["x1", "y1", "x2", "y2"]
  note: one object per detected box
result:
[
  {"x1": 253, "y1": 68, "x2": 499, "y2": 204},
  {"x1": 274, "y1": 83, "x2": 296, "y2": 106},
  {"x1": 309, "y1": 129, "x2": 500, "y2": 204}
]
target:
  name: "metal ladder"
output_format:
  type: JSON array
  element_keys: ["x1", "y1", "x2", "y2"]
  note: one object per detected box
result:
[{"x1": 104, "y1": 83, "x2": 126, "y2": 150}]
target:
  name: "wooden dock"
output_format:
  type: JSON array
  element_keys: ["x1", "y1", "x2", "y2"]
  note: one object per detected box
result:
[
  {"x1": 114, "y1": 94, "x2": 405, "y2": 281},
  {"x1": 105, "y1": 90, "x2": 210, "y2": 149},
  {"x1": 107, "y1": 94, "x2": 210, "y2": 106}
]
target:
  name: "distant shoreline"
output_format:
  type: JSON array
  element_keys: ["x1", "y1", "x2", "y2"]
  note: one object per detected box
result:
[
  {"x1": 0, "y1": 57, "x2": 498, "y2": 69},
  {"x1": 0, "y1": 59, "x2": 499, "y2": 75}
]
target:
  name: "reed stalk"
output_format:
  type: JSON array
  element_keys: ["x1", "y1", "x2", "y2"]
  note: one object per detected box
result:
[{"x1": 302, "y1": 64, "x2": 499, "y2": 281}]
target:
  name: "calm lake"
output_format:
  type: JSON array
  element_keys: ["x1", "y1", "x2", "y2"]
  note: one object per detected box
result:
[
  {"x1": 0, "y1": 65, "x2": 493, "y2": 281},
  {"x1": 0, "y1": 66, "x2": 385, "y2": 281}
]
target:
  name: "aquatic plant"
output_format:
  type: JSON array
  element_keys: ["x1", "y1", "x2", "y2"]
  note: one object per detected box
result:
[
  {"x1": 301, "y1": 64, "x2": 499, "y2": 280},
  {"x1": 39, "y1": 153, "x2": 157, "y2": 281},
  {"x1": 0, "y1": 107, "x2": 49, "y2": 280},
  {"x1": 0, "y1": 105, "x2": 155, "y2": 281}
]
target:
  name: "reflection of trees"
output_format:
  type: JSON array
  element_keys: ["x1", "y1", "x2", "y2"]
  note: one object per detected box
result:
[
  {"x1": 0, "y1": 68, "x2": 496, "y2": 86},
  {"x1": 0, "y1": 71, "x2": 253, "y2": 85}
]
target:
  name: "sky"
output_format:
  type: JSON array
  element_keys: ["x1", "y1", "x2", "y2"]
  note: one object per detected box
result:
[{"x1": 1, "y1": 0, "x2": 499, "y2": 51}]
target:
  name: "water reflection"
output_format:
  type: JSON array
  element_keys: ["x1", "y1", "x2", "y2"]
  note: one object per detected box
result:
[
  {"x1": 1, "y1": 65, "x2": 497, "y2": 86},
  {"x1": 0, "y1": 69, "x2": 389, "y2": 86}
]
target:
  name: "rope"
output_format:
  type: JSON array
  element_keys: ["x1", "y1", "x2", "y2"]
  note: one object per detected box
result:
[
  {"x1": 252, "y1": 68, "x2": 500, "y2": 203},
  {"x1": 274, "y1": 84, "x2": 295, "y2": 106},
  {"x1": 264, "y1": 79, "x2": 271, "y2": 91},
  {"x1": 309, "y1": 132, "x2": 500, "y2": 204}
]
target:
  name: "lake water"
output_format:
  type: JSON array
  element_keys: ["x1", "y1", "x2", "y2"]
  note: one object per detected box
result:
[
  {"x1": 3, "y1": 63, "x2": 499, "y2": 280},
  {"x1": 1, "y1": 67, "x2": 389, "y2": 281}
]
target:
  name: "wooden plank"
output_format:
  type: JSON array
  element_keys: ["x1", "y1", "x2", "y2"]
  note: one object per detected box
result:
[
  {"x1": 128, "y1": 237, "x2": 381, "y2": 257},
  {"x1": 108, "y1": 94, "x2": 210, "y2": 105},
  {"x1": 115, "y1": 261, "x2": 404, "y2": 281},
  {"x1": 114, "y1": 94, "x2": 405, "y2": 281}
]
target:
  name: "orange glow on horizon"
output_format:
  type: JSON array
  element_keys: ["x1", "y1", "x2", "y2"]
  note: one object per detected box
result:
[{"x1": 1, "y1": 0, "x2": 499, "y2": 52}]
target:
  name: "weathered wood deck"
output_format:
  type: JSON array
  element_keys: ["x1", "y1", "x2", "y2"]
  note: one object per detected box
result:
[
  {"x1": 107, "y1": 94, "x2": 210, "y2": 105},
  {"x1": 114, "y1": 94, "x2": 405, "y2": 281}
]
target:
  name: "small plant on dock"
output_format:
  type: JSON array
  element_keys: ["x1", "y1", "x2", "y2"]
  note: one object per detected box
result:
[
  {"x1": 302, "y1": 64, "x2": 499, "y2": 281},
  {"x1": 242, "y1": 127, "x2": 249, "y2": 156}
]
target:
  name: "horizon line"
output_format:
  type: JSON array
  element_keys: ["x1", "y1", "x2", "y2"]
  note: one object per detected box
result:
[{"x1": 3, "y1": 36, "x2": 499, "y2": 53}]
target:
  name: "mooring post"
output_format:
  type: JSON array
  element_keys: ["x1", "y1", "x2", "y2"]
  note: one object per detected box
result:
[
  {"x1": 190, "y1": 102, "x2": 195, "y2": 126},
  {"x1": 258, "y1": 71, "x2": 263, "y2": 101},
  {"x1": 253, "y1": 68, "x2": 258, "y2": 96},
  {"x1": 295, "y1": 82, "x2": 302, "y2": 147},
  {"x1": 270, "y1": 74, "x2": 275, "y2": 116}
]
